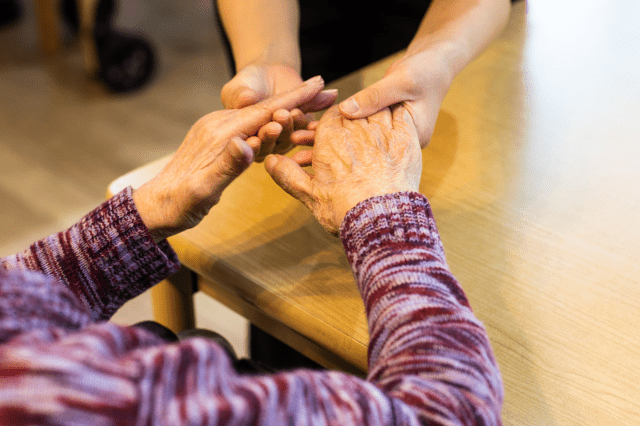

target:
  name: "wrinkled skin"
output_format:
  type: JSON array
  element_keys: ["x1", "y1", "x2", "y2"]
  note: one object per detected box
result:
[
  {"x1": 221, "y1": 64, "x2": 337, "y2": 160},
  {"x1": 266, "y1": 105, "x2": 423, "y2": 235},
  {"x1": 133, "y1": 77, "x2": 330, "y2": 242}
]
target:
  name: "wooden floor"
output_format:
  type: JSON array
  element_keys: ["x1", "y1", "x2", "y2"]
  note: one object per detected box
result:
[{"x1": 0, "y1": 0, "x2": 250, "y2": 354}]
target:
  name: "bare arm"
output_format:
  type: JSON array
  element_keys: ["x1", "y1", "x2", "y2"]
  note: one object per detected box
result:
[
  {"x1": 339, "y1": 0, "x2": 511, "y2": 147},
  {"x1": 409, "y1": 0, "x2": 511, "y2": 79},
  {"x1": 216, "y1": 0, "x2": 337, "y2": 161},
  {"x1": 216, "y1": 0, "x2": 301, "y2": 72}
]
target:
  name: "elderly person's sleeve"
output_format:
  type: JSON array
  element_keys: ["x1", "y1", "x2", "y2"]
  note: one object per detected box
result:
[
  {"x1": 339, "y1": 192, "x2": 504, "y2": 425},
  {"x1": 0, "y1": 187, "x2": 180, "y2": 322},
  {"x1": 0, "y1": 191, "x2": 502, "y2": 425},
  {"x1": 115, "y1": 192, "x2": 500, "y2": 426}
]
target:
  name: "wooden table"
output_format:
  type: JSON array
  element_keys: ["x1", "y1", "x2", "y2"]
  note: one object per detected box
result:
[{"x1": 108, "y1": 2, "x2": 640, "y2": 424}]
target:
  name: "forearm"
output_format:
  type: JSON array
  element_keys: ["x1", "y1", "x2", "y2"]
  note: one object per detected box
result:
[
  {"x1": 216, "y1": 0, "x2": 301, "y2": 72},
  {"x1": 0, "y1": 187, "x2": 180, "y2": 321},
  {"x1": 341, "y1": 192, "x2": 503, "y2": 425},
  {"x1": 409, "y1": 0, "x2": 510, "y2": 79}
]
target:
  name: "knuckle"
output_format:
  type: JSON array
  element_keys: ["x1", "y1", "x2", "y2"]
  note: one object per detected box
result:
[{"x1": 252, "y1": 101, "x2": 272, "y2": 116}]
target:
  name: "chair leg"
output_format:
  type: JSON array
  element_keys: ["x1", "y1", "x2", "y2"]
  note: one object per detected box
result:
[
  {"x1": 77, "y1": 0, "x2": 100, "y2": 75},
  {"x1": 34, "y1": 0, "x2": 59, "y2": 54}
]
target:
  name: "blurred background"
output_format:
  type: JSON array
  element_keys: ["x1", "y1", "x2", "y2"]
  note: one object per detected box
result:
[{"x1": 0, "y1": 0, "x2": 251, "y2": 356}]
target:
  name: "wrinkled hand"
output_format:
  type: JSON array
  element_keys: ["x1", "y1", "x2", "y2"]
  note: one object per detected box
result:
[
  {"x1": 251, "y1": 107, "x2": 321, "y2": 162},
  {"x1": 265, "y1": 105, "x2": 423, "y2": 235},
  {"x1": 338, "y1": 49, "x2": 452, "y2": 149},
  {"x1": 133, "y1": 77, "x2": 328, "y2": 242},
  {"x1": 222, "y1": 64, "x2": 337, "y2": 160}
]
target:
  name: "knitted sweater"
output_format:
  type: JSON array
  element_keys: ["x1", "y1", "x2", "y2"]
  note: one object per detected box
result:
[{"x1": 0, "y1": 187, "x2": 503, "y2": 425}]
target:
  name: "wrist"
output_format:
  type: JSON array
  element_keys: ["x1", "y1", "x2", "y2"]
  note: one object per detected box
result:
[
  {"x1": 335, "y1": 185, "x2": 417, "y2": 229},
  {"x1": 132, "y1": 182, "x2": 175, "y2": 243},
  {"x1": 403, "y1": 40, "x2": 459, "y2": 90},
  {"x1": 236, "y1": 42, "x2": 301, "y2": 75}
]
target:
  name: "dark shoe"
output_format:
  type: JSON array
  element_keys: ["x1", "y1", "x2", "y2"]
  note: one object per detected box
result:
[
  {"x1": 133, "y1": 320, "x2": 179, "y2": 343},
  {"x1": 95, "y1": 30, "x2": 156, "y2": 93},
  {"x1": 176, "y1": 328, "x2": 276, "y2": 374},
  {"x1": 177, "y1": 328, "x2": 239, "y2": 362},
  {"x1": 61, "y1": 0, "x2": 156, "y2": 93}
]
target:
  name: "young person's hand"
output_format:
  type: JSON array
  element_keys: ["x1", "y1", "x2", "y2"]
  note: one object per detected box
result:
[{"x1": 338, "y1": 49, "x2": 452, "y2": 149}]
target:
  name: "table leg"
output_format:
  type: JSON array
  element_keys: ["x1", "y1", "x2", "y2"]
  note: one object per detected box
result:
[{"x1": 150, "y1": 267, "x2": 196, "y2": 333}]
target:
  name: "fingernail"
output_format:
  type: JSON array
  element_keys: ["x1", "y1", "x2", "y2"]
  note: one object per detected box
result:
[
  {"x1": 264, "y1": 154, "x2": 277, "y2": 172},
  {"x1": 305, "y1": 75, "x2": 324, "y2": 85},
  {"x1": 231, "y1": 137, "x2": 253, "y2": 162},
  {"x1": 340, "y1": 98, "x2": 359, "y2": 114},
  {"x1": 320, "y1": 89, "x2": 338, "y2": 95}
]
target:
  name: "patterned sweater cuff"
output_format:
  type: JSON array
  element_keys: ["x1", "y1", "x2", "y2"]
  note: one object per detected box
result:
[
  {"x1": 339, "y1": 192, "x2": 446, "y2": 279},
  {"x1": 78, "y1": 187, "x2": 180, "y2": 319}
]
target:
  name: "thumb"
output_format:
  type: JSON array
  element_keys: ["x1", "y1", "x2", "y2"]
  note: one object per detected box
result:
[
  {"x1": 264, "y1": 154, "x2": 313, "y2": 208},
  {"x1": 338, "y1": 74, "x2": 410, "y2": 119},
  {"x1": 234, "y1": 76, "x2": 325, "y2": 136},
  {"x1": 221, "y1": 74, "x2": 267, "y2": 109},
  {"x1": 209, "y1": 136, "x2": 254, "y2": 194}
]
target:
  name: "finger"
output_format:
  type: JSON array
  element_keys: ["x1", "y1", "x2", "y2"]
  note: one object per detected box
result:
[
  {"x1": 221, "y1": 79, "x2": 264, "y2": 109},
  {"x1": 298, "y1": 88, "x2": 338, "y2": 113},
  {"x1": 256, "y1": 121, "x2": 283, "y2": 162},
  {"x1": 233, "y1": 89, "x2": 262, "y2": 109},
  {"x1": 274, "y1": 109, "x2": 294, "y2": 140},
  {"x1": 208, "y1": 136, "x2": 254, "y2": 194},
  {"x1": 391, "y1": 105, "x2": 421, "y2": 151},
  {"x1": 366, "y1": 107, "x2": 393, "y2": 131},
  {"x1": 291, "y1": 108, "x2": 309, "y2": 130},
  {"x1": 338, "y1": 74, "x2": 410, "y2": 119},
  {"x1": 291, "y1": 149, "x2": 313, "y2": 167},
  {"x1": 304, "y1": 112, "x2": 316, "y2": 123},
  {"x1": 220, "y1": 65, "x2": 271, "y2": 109},
  {"x1": 391, "y1": 104, "x2": 418, "y2": 138},
  {"x1": 307, "y1": 120, "x2": 319, "y2": 131},
  {"x1": 246, "y1": 136, "x2": 261, "y2": 156},
  {"x1": 317, "y1": 105, "x2": 344, "y2": 129},
  {"x1": 237, "y1": 76, "x2": 326, "y2": 135},
  {"x1": 264, "y1": 154, "x2": 314, "y2": 207},
  {"x1": 290, "y1": 130, "x2": 315, "y2": 146}
]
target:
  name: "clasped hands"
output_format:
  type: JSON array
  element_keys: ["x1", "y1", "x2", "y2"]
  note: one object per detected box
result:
[
  {"x1": 221, "y1": 48, "x2": 452, "y2": 150},
  {"x1": 133, "y1": 77, "x2": 422, "y2": 242}
]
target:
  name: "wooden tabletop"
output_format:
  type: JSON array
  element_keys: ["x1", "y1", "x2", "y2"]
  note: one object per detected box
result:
[{"x1": 108, "y1": 2, "x2": 640, "y2": 425}]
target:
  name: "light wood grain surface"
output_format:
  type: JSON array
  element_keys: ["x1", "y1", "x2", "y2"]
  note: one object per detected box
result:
[{"x1": 108, "y1": 2, "x2": 640, "y2": 425}]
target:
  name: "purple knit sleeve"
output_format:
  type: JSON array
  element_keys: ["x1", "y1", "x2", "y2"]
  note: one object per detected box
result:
[
  {"x1": 0, "y1": 191, "x2": 502, "y2": 426},
  {"x1": 340, "y1": 192, "x2": 503, "y2": 425},
  {"x1": 0, "y1": 187, "x2": 180, "y2": 321}
]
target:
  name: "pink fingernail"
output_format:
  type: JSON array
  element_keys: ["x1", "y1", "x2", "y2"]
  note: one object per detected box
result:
[
  {"x1": 304, "y1": 75, "x2": 324, "y2": 85},
  {"x1": 340, "y1": 98, "x2": 359, "y2": 114}
]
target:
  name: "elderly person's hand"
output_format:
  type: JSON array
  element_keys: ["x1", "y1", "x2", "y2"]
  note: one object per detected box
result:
[
  {"x1": 265, "y1": 105, "x2": 423, "y2": 234},
  {"x1": 221, "y1": 64, "x2": 338, "y2": 160},
  {"x1": 133, "y1": 76, "x2": 328, "y2": 242}
]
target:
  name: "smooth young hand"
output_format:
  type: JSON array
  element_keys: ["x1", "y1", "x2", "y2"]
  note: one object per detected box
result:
[{"x1": 338, "y1": 49, "x2": 452, "y2": 149}]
